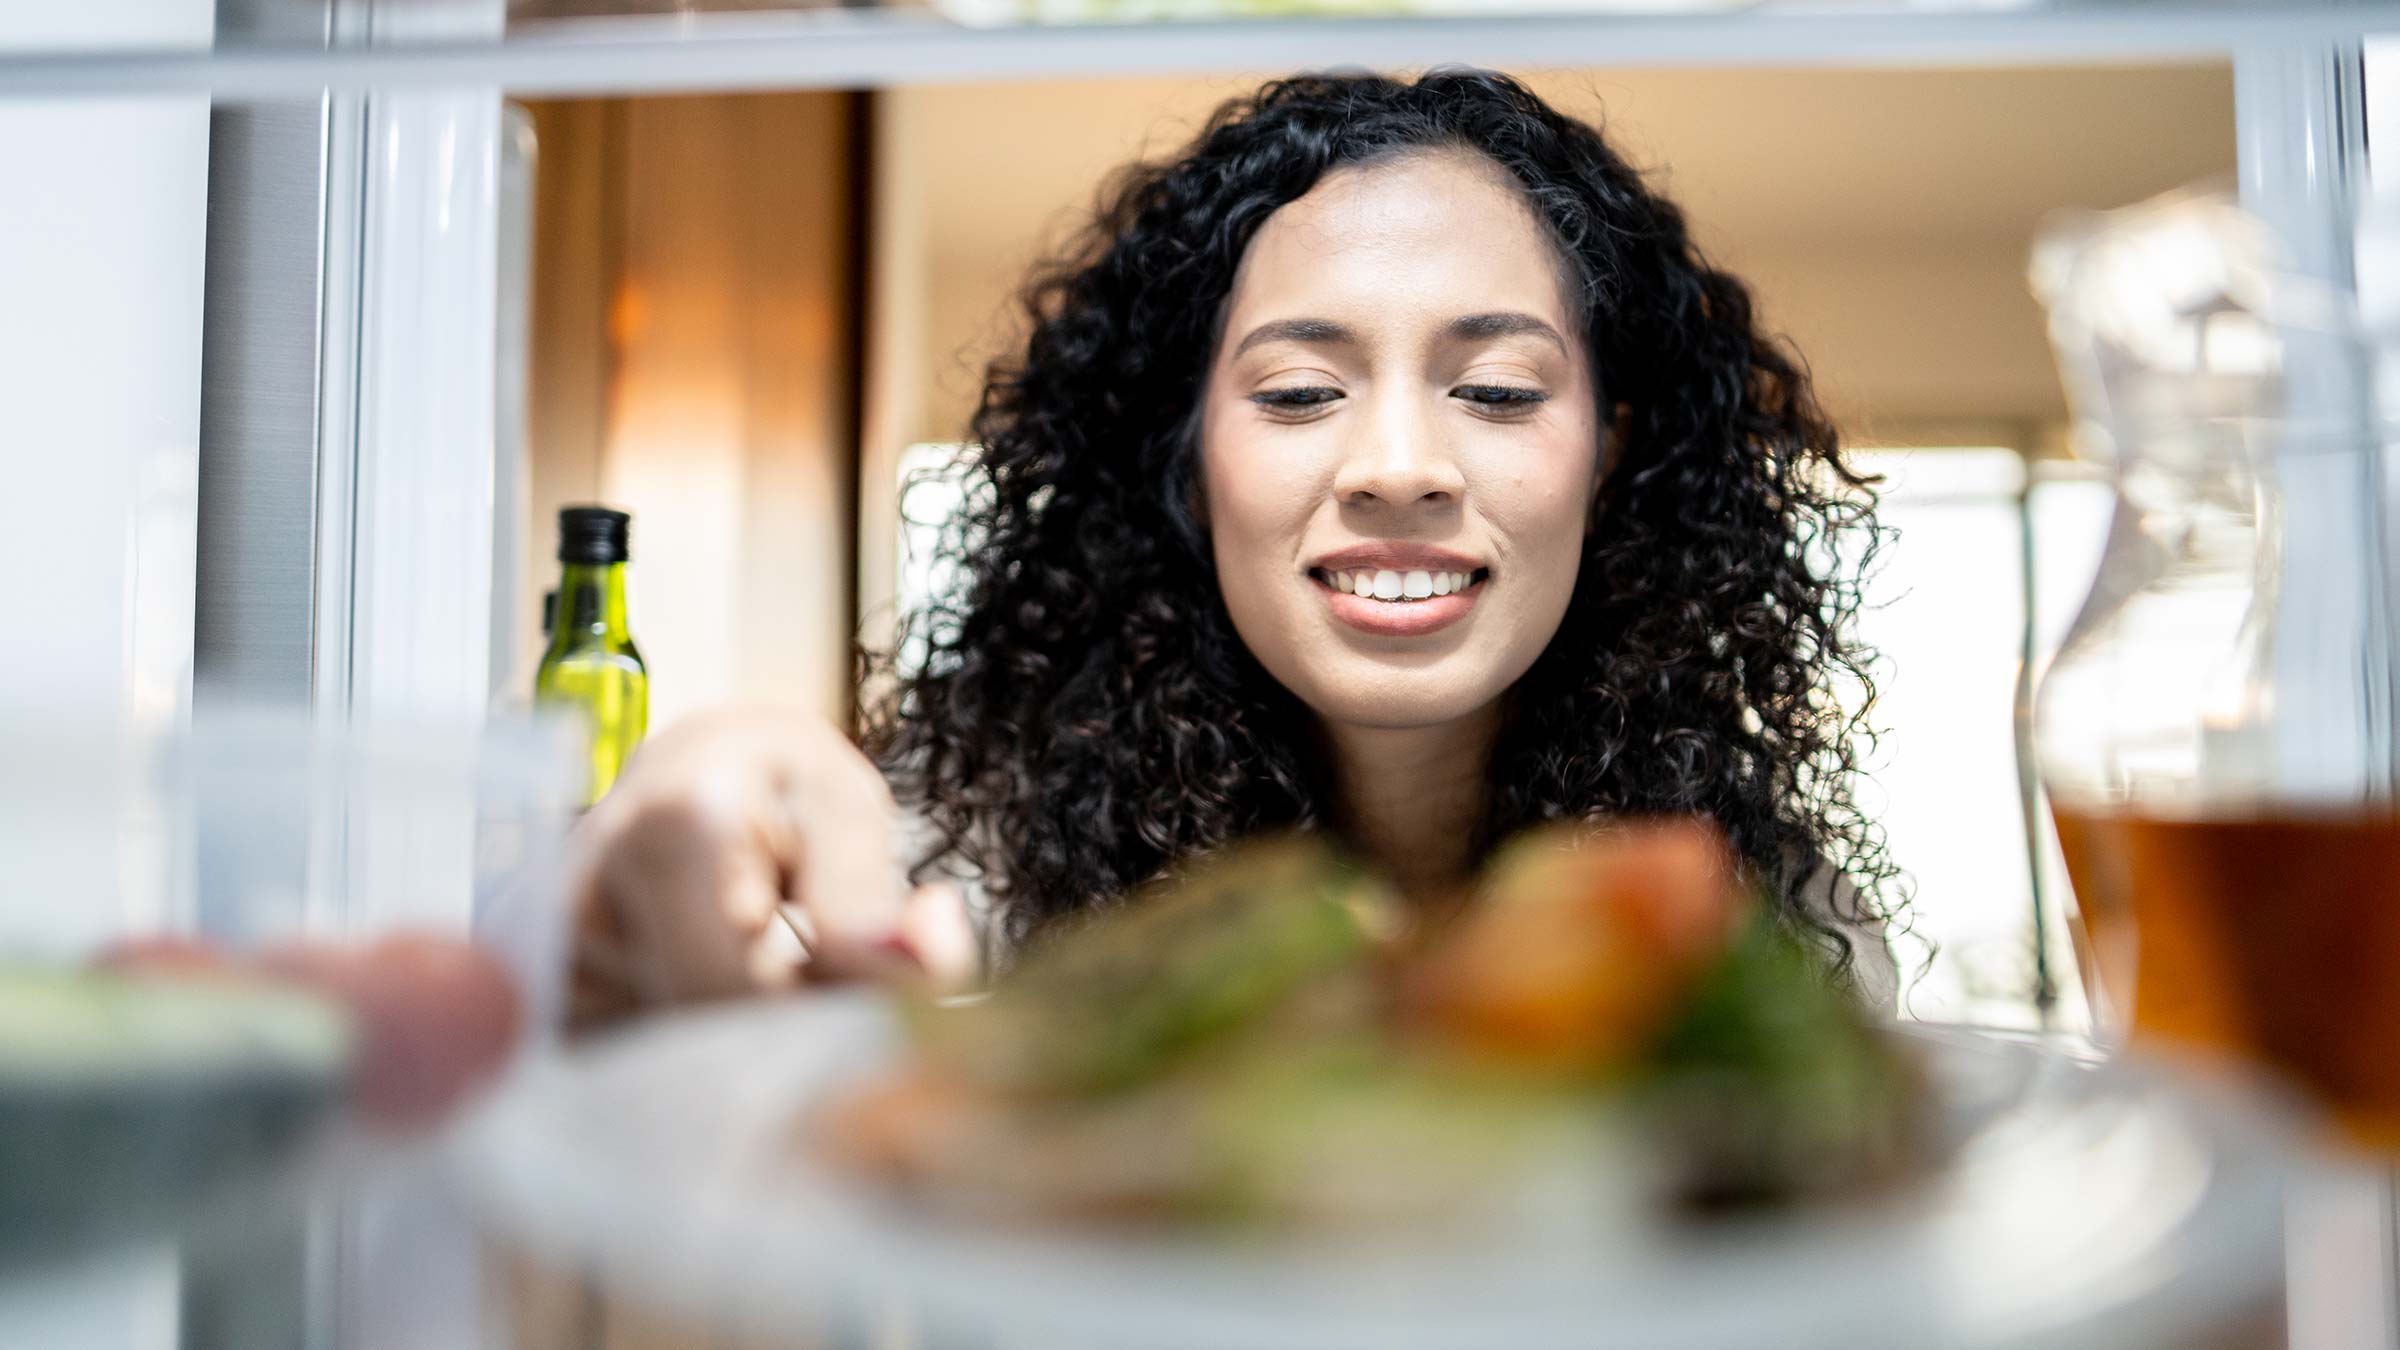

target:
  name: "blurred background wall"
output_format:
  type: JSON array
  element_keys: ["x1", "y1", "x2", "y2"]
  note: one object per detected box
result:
[
  {"x1": 524, "y1": 92, "x2": 862, "y2": 732},
  {"x1": 874, "y1": 67, "x2": 2234, "y2": 447}
]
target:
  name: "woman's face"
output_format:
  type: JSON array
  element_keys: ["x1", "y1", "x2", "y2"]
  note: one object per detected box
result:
[{"x1": 1199, "y1": 149, "x2": 1603, "y2": 736}]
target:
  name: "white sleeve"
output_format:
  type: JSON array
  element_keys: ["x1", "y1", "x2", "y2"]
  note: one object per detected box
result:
[
  {"x1": 890, "y1": 801, "x2": 1003, "y2": 987},
  {"x1": 1795, "y1": 863, "x2": 1899, "y2": 1015}
]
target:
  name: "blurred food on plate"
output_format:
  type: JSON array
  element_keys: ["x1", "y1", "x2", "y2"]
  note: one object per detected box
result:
[{"x1": 818, "y1": 820, "x2": 1927, "y2": 1224}]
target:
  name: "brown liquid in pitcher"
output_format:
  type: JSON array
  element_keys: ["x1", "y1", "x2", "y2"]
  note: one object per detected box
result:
[{"x1": 2052, "y1": 806, "x2": 2400, "y2": 1148}]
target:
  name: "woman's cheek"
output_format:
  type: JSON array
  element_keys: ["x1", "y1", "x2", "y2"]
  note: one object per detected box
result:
[
  {"x1": 1201, "y1": 445, "x2": 1277, "y2": 604},
  {"x1": 1492, "y1": 473, "x2": 1595, "y2": 644},
  {"x1": 1209, "y1": 428, "x2": 1316, "y2": 557},
  {"x1": 1205, "y1": 441, "x2": 1330, "y2": 690}
]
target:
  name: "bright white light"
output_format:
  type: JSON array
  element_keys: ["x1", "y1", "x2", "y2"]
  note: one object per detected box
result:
[
  {"x1": 895, "y1": 443, "x2": 976, "y2": 676},
  {"x1": 1838, "y1": 449, "x2": 2111, "y2": 1028}
]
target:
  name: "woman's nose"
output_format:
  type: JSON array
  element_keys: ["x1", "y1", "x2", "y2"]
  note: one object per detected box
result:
[{"x1": 1332, "y1": 393, "x2": 1466, "y2": 507}]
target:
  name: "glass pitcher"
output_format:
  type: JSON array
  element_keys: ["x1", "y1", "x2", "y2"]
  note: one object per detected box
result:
[{"x1": 2029, "y1": 187, "x2": 2400, "y2": 1146}]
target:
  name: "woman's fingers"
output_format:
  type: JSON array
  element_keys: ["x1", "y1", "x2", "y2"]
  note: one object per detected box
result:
[
  {"x1": 565, "y1": 709, "x2": 930, "y2": 1026},
  {"x1": 777, "y1": 745, "x2": 912, "y2": 953},
  {"x1": 789, "y1": 885, "x2": 976, "y2": 994},
  {"x1": 595, "y1": 794, "x2": 753, "y2": 1005},
  {"x1": 898, "y1": 884, "x2": 980, "y2": 995}
]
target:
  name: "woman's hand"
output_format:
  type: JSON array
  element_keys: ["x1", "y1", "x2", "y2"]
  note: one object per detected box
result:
[{"x1": 563, "y1": 710, "x2": 977, "y2": 1029}]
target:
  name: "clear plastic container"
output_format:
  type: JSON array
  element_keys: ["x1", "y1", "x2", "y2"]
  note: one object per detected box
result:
[
  {"x1": 0, "y1": 703, "x2": 585, "y2": 1327},
  {"x1": 0, "y1": 703, "x2": 585, "y2": 1031}
]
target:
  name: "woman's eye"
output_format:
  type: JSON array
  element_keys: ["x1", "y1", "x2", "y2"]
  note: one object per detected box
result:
[
  {"x1": 1251, "y1": 387, "x2": 1343, "y2": 413},
  {"x1": 1453, "y1": 384, "x2": 1549, "y2": 411}
]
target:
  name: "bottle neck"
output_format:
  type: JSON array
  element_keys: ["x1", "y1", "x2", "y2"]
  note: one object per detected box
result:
[{"x1": 554, "y1": 561, "x2": 632, "y2": 644}]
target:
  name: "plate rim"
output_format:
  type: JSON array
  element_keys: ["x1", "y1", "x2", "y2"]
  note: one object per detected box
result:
[{"x1": 446, "y1": 993, "x2": 2303, "y2": 1349}]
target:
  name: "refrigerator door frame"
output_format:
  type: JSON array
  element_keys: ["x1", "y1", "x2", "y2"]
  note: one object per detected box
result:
[{"x1": 172, "y1": 25, "x2": 2394, "y2": 1350}]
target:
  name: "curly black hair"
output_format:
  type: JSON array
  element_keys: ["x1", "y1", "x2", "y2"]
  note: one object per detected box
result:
[{"x1": 861, "y1": 68, "x2": 1899, "y2": 983}]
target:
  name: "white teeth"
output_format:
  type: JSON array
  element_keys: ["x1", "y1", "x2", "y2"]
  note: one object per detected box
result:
[{"x1": 1325, "y1": 566, "x2": 1481, "y2": 602}]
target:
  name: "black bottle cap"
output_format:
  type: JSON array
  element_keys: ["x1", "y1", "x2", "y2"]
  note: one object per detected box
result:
[{"x1": 558, "y1": 506, "x2": 630, "y2": 565}]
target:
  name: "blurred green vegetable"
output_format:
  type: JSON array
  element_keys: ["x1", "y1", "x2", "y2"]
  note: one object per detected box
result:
[
  {"x1": 916, "y1": 836, "x2": 1397, "y2": 1096},
  {"x1": 1643, "y1": 913, "x2": 1926, "y2": 1208}
]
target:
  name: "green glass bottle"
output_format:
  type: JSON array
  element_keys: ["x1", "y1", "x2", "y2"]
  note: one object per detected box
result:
[{"x1": 536, "y1": 506, "x2": 649, "y2": 805}]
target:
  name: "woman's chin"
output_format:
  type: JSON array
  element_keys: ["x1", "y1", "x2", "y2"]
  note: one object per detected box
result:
[{"x1": 1297, "y1": 681, "x2": 1508, "y2": 737}]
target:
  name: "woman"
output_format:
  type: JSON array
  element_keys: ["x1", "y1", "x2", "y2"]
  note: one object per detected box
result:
[{"x1": 567, "y1": 68, "x2": 1900, "y2": 1024}]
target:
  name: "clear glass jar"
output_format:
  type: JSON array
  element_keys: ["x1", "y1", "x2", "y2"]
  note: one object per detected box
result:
[{"x1": 2029, "y1": 188, "x2": 2400, "y2": 1146}]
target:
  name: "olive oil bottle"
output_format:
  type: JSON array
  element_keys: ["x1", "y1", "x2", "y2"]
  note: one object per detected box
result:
[{"x1": 535, "y1": 506, "x2": 648, "y2": 804}]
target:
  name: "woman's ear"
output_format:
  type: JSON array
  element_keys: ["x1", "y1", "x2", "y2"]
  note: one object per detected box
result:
[
  {"x1": 1603, "y1": 401, "x2": 1633, "y2": 479},
  {"x1": 1588, "y1": 401, "x2": 1632, "y2": 533}
]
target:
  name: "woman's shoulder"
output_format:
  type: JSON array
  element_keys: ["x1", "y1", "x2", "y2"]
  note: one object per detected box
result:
[{"x1": 1791, "y1": 862, "x2": 1899, "y2": 1015}]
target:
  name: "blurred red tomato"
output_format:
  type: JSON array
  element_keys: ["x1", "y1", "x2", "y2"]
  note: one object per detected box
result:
[
  {"x1": 97, "y1": 931, "x2": 521, "y2": 1128},
  {"x1": 258, "y1": 934, "x2": 521, "y2": 1128},
  {"x1": 94, "y1": 935, "x2": 241, "y2": 978},
  {"x1": 1400, "y1": 818, "x2": 1747, "y2": 1073}
]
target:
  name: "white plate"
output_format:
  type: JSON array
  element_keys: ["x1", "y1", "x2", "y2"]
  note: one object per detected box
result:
[{"x1": 447, "y1": 994, "x2": 2299, "y2": 1349}]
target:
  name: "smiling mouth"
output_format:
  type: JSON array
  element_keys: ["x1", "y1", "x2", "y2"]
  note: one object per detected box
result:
[{"x1": 1308, "y1": 567, "x2": 1490, "y2": 603}]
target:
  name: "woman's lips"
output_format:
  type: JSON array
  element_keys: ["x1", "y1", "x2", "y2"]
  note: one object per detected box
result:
[{"x1": 1315, "y1": 572, "x2": 1484, "y2": 637}]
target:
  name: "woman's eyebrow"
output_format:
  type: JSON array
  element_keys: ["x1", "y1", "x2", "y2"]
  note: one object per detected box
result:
[
  {"x1": 1446, "y1": 311, "x2": 1567, "y2": 354},
  {"x1": 1230, "y1": 317, "x2": 1357, "y2": 359}
]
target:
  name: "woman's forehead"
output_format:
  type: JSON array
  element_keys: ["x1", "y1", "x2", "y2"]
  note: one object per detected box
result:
[{"x1": 1223, "y1": 150, "x2": 1576, "y2": 344}]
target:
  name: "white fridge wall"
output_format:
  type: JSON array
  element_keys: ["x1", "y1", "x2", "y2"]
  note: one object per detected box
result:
[
  {"x1": 0, "y1": 6, "x2": 212, "y2": 1350},
  {"x1": 0, "y1": 116, "x2": 208, "y2": 722},
  {"x1": 0, "y1": 0, "x2": 210, "y2": 51},
  {"x1": 0, "y1": 8, "x2": 209, "y2": 933}
]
